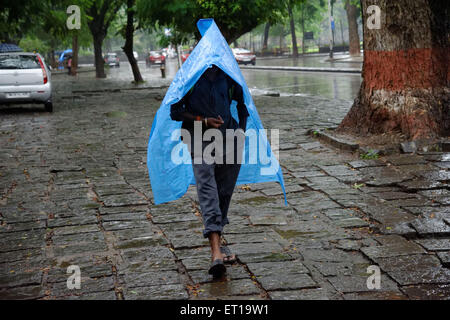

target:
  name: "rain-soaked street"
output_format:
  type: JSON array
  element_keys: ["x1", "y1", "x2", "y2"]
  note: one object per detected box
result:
[
  {"x1": 103, "y1": 55, "x2": 363, "y2": 100},
  {"x1": 0, "y1": 59, "x2": 449, "y2": 300}
]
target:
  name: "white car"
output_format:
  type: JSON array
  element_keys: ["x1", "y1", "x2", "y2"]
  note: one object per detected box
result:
[
  {"x1": 104, "y1": 52, "x2": 120, "y2": 67},
  {"x1": 232, "y1": 48, "x2": 256, "y2": 65},
  {"x1": 0, "y1": 52, "x2": 53, "y2": 112}
]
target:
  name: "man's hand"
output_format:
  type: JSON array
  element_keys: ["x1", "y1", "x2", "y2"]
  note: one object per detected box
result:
[{"x1": 206, "y1": 116, "x2": 224, "y2": 129}]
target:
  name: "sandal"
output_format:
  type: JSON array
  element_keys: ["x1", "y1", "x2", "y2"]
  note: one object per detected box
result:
[
  {"x1": 220, "y1": 246, "x2": 237, "y2": 264},
  {"x1": 208, "y1": 259, "x2": 226, "y2": 278}
]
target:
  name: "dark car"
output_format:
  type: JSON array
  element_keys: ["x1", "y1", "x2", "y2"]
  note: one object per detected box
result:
[{"x1": 146, "y1": 51, "x2": 166, "y2": 66}]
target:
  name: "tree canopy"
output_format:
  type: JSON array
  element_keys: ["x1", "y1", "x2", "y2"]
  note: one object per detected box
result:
[{"x1": 137, "y1": 0, "x2": 287, "y2": 44}]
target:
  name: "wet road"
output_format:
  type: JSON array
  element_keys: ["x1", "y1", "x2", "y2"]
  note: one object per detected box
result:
[{"x1": 104, "y1": 57, "x2": 362, "y2": 101}]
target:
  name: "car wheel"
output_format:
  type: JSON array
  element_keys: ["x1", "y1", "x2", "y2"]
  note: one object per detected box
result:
[
  {"x1": 44, "y1": 101, "x2": 53, "y2": 112},
  {"x1": 251, "y1": 61, "x2": 256, "y2": 66}
]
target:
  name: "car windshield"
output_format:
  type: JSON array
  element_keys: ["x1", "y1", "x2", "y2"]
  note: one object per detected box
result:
[
  {"x1": 0, "y1": 54, "x2": 41, "y2": 70},
  {"x1": 150, "y1": 52, "x2": 161, "y2": 57}
]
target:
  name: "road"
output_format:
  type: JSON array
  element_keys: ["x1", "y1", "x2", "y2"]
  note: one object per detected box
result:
[{"x1": 103, "y1": 56, "x2": 362, "y2": 101}]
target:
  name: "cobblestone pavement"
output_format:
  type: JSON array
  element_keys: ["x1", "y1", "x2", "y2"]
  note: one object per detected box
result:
[{"x1": 0, "y1": 73, "x2": 449, "y2": 300}]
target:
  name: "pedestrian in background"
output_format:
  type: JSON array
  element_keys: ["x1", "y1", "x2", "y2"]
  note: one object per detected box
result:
[{"x1": 67, "y1": 57, "x2": 72, "y2": 75}]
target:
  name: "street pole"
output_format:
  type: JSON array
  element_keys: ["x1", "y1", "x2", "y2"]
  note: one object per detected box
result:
[{"x1": 328, "y1": 0, "x2": 334, "y2": 59}]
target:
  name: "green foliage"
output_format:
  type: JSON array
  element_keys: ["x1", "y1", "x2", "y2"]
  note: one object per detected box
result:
[
  {"x1": 137, "y1": 0, "x2": 287, "y2": 44},
  {"x1": 360, "y1": 149, "x2": 379, "y2": 160}
]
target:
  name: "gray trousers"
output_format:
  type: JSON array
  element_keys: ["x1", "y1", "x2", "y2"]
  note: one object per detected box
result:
[{"x1": 190, "y1": 137, "x2": 243, "y2": 238}]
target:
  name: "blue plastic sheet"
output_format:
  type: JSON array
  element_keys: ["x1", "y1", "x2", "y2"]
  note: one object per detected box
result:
[{"x1": 147, "y1": 19, "x2": 286, "y2": 205}]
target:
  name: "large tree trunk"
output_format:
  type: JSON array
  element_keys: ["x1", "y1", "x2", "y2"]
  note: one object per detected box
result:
[
  {"x1": 92, "y1": 33, "x2": 106, "y2": 78},
  {"x1": 345, "y1": 0, "x2": 361, "y2": 56},
  {"x1": 338, "y1": 0, "x2": 450, "y2": 139},
  {"x1": 71, "y1": 34, "x2": 79, "y2": 76},
  {"x1": 122, "y1": 0, "x2": 143, "y2": 83},
  {"x1": 288, "y1": 5, "x2": 298, "y2": 58}
]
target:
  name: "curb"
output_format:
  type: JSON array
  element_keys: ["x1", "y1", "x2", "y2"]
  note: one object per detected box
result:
[
  {"x1": 308, "y1": 128, "x2": 449, "y2": 156},
  {"x1": 308, "y1": 128, "x2": 359, "y2": 151},
  {"x1": 240, "y1": 65, "x2": 362, "y2": 74},
  {"x1": 51, "y1": 67, "x2": 96, "y2": 75}
]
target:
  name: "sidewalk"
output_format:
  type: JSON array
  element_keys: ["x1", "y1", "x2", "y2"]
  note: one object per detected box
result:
[{"x1": 0, "y1": 77, "x2": 449, "y2": 300}]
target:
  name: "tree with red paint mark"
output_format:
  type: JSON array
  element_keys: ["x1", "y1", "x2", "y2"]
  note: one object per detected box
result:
[{"x1": 339, "y1": 0, "x2": 449, "y2": 139}]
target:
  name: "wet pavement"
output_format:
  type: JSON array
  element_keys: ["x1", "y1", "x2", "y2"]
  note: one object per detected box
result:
[
  {"x1": 0, "y1": 69, "x2": 449, "y2": 300},
  {"x1": 101, "y1": 57, "x2": 362, "y2": 101}
]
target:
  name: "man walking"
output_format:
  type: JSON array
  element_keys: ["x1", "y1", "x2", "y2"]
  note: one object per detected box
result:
[
  {"x1": 147, "y1": 19, "x2": 286, "y2": 280},
  {"x1": 170, "y1": 65, "x2": 249, "y2": 278}
]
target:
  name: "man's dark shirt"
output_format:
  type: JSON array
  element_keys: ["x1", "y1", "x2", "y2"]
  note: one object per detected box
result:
[{"x1": 170, "y1": 66, "x2": 249, "y2": 133}]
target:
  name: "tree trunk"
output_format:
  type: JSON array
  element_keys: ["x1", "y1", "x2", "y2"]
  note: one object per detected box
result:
[
  {"x1": 262, "y1": 22, "x2": 270, "y2": 54},
  {"x1": 288, "y1": 5, "x2": 298, "y2": 58},
  {"x1": 345, "y1": 0, "x2": 361, "y2": 56},
  {"x1": 87, "y1": 0, "x2": 121, "y2": 79},
  {"x1": 301, "y1": 6, "x2": 305, "y2": 54},
  {"x1": 122, "y1": 0, "x2": 143, "y2": 83},
  {"x1": 71, "y1": 34, "x2": 79, "y2": 76},
  {"x1": 92, "y1": 33, "x2": 106, "y2": 78},
  {"x1": 338, "y1": 0, "x2": 450, "y2": 139}
]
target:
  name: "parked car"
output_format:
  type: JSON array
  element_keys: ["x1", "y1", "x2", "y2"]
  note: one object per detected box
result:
[
  {"x1": 104, "y1": 53, "x2": 120, "y2": 67},
  {"x1": 146, "y1": 51, "x2": 165, "y2": 66},
  {"x1": 232, "y1": 48, "x2": 256, "y2": 65},
  {"x1": 0, "y1": 52, "x2": 53, "y2": 112},
  {"x1": 181, "y1": 49, "x2": 192, "y2": 64}
]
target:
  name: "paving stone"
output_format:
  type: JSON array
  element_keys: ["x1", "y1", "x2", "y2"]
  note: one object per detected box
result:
[
  {"x1": 124, "y1": 284, "x2": 188, "y2": 300},
  {"x1": 0, "y1": 220, "x2": 46, "y2": 233},
  {"x1": 51, "y1": 276, "x2": 115, "y2": 296},
  {"x1": 228, "y1": 242, "x2": 293, "y2": 264},
  {"x1": 47, "y1": 264, "x2": 112, "y2": 283},
  {"x1": 415, "y1": 239, "x2": 450, "y2": 251},
  {"x1": 0, "y1": 285, "x2": 45, "y2": 300},
  {"x1": 258, "y1": 273, "x2": 317, "y2": 291},
  {"x1": 0, "y1": 270, "x2": 42, "y2": 289},
  {"x1": 189, "y1": 265, "x2": 250, "y2": 284},
  {"x1": 101, "y1": 193, "x2": 147, "y2": 207},
  {"x1": 196, "y1": 278, "x2": 260, "y2": 298},
  {"x1": 248, "y1": 214, "x2": 288, "y2": 226},
  {"x1": 361, "y1": 241, "x2": 425, "y2": 259},
  {"x1": 269, "y1": 288, "x2": 329, "y2": 300},
  {"x1": 328, "y1": 274, "x2": 398, "y2": 293},
  {"x1": 410, "y1": 218, "x2": 450, "y2": 236},
  {"x1": 302, "y1": 248, "x2": 368, "y2": 264},
  {"x1": 401, "y1": 284, "x2": 450, "y2": 300},
  {"x1": 63, "y1": 290, "x2": 117, "y2": 300},
  {"x1": 372, "y1": 254, "x2": 450, "y2": 286},
  {"x1": 246, "y1": 260, "x2": 310, "y2": 277},
  {"x1": 48, "y1": 215, "x2": 98, "y2": 228},
  {"x1": 52, "y1": 224, "x2": 99, "y2": 236},
  {"x1": 120, "y1": 270, "x2": 181, "y2": 288},
  {"x1": 261, "y1": 184, "x2": 304, "y2": 196},
  {"x1": 343, "y1": 291, "x2": 407, "y2": 300},
  {"x1": 436, "y1": 251, "x2": 450, "y2": 267}
]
